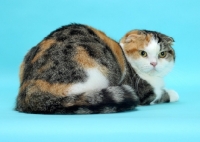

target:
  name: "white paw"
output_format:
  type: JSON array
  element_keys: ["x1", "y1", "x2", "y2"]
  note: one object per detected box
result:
[{"x1": 167, "y1": 90, "x2": 179, "y2": 102}]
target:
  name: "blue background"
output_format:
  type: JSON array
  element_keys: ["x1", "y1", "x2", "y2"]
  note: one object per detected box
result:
[{"x1": 1, "y1": 0, "x2": 200, "y2": 141}]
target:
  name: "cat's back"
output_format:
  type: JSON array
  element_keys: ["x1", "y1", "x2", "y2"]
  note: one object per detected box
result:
[
  {"x1": 20, "y1": 24, "x2": 125, "y2": 84},
  {"x1": 16, "y1": 24, "x2": 140, "y2": 114}
]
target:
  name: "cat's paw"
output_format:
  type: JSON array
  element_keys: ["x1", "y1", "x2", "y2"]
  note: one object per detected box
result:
[{"x1": 167, "y1": 90, "x2": 179, "y2": 102}]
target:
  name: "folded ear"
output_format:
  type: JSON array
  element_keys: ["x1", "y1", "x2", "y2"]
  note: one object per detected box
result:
[
  {"x1": 165, "y1": 36, "x2": 175, "y2": 44},
  {"x1": 124, "y1": 31, "x2": 147, "y2": 43},
  {"x1": 125, "y1": 34, "x2": 139, "y2": 43},
  {"x1": 159, "y1": 34, "x2": 175, "y2": 44}
]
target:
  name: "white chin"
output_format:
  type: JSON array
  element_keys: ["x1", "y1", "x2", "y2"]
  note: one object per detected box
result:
[
  {"x1": 147, "y1": 70, "x2": 158, "y2": 76},
  {"x1": 141, "y1": 68, "x2": 162, "y2": 77}
]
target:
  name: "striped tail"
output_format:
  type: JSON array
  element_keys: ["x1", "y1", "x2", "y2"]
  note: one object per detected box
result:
[
  {"x1": 16, "y1": 85, "x2": 139, "y2": 114},
  {"x1": 62, "y1": 85, "x2": 139, "y2": 114}
]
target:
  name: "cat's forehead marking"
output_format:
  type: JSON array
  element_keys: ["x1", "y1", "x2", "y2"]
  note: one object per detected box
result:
[
  {"x1": 144, "y1": 38, "x2": 160, "y2": 55},
  {"x1": 120, "y1": 30, "x2": 154, "y2": 59}
]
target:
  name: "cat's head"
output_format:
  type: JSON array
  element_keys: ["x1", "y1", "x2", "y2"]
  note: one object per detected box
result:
[{"x1": 120, "y1": 30, "x2": 175, "y2": 77}]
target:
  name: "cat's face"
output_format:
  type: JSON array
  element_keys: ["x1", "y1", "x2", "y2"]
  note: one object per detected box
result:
[{"x1": 120, "y1": 30, "x2": 175, "y2": 77}]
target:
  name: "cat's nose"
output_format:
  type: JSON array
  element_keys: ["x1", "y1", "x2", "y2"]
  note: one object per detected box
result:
[{"x1": 150, "y1": 62, "x2": 157, "y2": 67}]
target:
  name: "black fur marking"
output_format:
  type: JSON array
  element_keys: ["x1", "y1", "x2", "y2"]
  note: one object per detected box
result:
[
  {"x1": 154, "y1": 90, "x2": 170, "y2": 104},
  {"x1": 139, "y1": 90, "x2": 155, "y2": 105},
  {"x1": 86, "y1": 28, "x2": 97, "y2": 36},
  {"x1": 24, "y1": 46, "x2": 40, "y2": 63},
  {"x1": 22, "y1": 46, "x2": 40, "y2": 82},
  {"x1": 69, "y1": 29, "x2": 85, "y2": 36},
  {"x1": 143, "y1": 30, "x2": 162, "y2": 43}
]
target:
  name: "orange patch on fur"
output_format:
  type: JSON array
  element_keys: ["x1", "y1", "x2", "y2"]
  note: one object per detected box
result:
[
  {"x1": 75, "y1": 46, "x2": 108, "y2": 76},
  {"x1": 19, "y1": 81, "x2": 29, "y2": 94},
  {"x1": 34, "y1": 80, "x2": 71, "y2": 97},
  {"x1": 88, "y1": 26, "x2": 126, "y2": 74},
  {"x1": 20, "y1": 80, "x2": 72, "y2": 99},
  {"x1": 75, "y1": 47, "x2": 96, "y2": 68},
  {"x1": 120, "y1": 30, "x2": 153, "y2": 59},
  {"x1": 19, "y1": 62, "x2": 25, "y2": 83},
  {"x1": 31, "y1": 39, "x2": 56, "y2": 63}
]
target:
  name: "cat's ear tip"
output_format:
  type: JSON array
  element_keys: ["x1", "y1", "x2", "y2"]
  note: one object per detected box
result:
[
  {"x1": 123, "y1": 30, "x2": 141, "y2": 43},
  {"x1": 120, "y1": 37, "x2": 132, "y2": 43},
  {"x1": 168, "y1": 37, "x2": 175, "y2": 44}
]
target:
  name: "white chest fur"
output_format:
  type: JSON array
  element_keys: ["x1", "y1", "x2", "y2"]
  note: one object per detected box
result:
[{"x1": 138, "y1": 73, "x2": 164, "y2": 104}]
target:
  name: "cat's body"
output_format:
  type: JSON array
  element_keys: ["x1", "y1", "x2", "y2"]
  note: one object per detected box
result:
[{"x1": 16, "y1": 24, "x2": 178, "y2": 114}]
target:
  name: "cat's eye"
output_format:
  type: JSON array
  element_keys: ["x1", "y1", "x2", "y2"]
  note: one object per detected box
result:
[
  {"x1": 159, "y1": 51, "x2": 167, "y2": 58},
  {"x1": 140, "y1": 51, "x2": 147, "y2": 57}
]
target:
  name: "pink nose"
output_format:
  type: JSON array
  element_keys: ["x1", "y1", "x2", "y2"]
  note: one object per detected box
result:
[{"x1": 150, "y1": 62, "x2": 157, "y2": 67}]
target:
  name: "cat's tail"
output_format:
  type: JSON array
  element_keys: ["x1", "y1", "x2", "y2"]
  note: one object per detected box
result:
[
  {"x1": 17, "y1": 85, "x2": 139, "y2": 114},
  {"x1": 60, "y1": 85, "x2": 139, "y2": 114}
]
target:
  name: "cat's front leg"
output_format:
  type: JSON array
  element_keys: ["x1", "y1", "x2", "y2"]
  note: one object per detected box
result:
[
  {"x1": 166, "y1": 89, "x2": 179, "y2": 102},
  {"x1": 150, "y1": 89, "x2": 179, "y2": 105}
]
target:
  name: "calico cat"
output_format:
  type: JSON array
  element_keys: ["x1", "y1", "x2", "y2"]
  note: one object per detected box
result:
[
  {"x1": 120, "y1": 30, "x2": 179, "y2": 105},
  {"x1": 16, "y1": 23, "x2": 179, "y2": 114}
]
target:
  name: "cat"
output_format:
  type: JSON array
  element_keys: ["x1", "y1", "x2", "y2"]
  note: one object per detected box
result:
[
  {"x1": 120, "y1": 30, "x2": 179, "y2": 105},
  {"x1": 16, "y1": 23, "x2": 179, "y2": 114}
]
